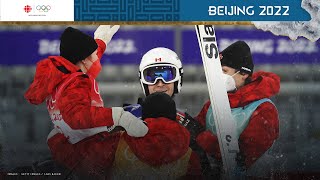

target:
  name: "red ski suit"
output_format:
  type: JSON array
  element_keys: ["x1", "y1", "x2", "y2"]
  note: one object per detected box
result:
[{"x1": 195, "y1": 71, "x2": 280, "y2": 168}]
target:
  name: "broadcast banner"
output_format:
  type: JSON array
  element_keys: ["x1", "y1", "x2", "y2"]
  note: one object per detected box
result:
[{"x1": 0, "y1": 0, "x2": 312, "y2": 21}]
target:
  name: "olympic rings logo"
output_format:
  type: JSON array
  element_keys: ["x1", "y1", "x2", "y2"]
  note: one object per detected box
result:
[{"x1": 36, "y1": 5, "x2": 51, "y2": 12}]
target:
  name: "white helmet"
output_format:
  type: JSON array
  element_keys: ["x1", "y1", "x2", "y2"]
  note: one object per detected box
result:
[{"x1": 139, "y1": 47, "x2": 183, "y2": 96}]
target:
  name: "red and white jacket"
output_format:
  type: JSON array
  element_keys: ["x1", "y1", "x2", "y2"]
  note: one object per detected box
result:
[
  {"x1": 25, "y1": 39, "x2": 116, "y2": 132},
  {"x1": 195, "y1": 71, "x2": 280, "y2": 168},
  {"x1": 45, "y1": 71, "x2": 114, "y2": 144},
  {"x1": 25, "y1": 40, "x2": 121, "y2": 173}
]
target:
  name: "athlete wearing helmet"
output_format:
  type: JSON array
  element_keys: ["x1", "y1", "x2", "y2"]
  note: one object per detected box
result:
[
  {"x1": 125, "y1": 47, "x2": 193, "y2": 120},
  {"x1": 123, "y1": 47, "x2": 186, "y2": 118},
  {"x1": 124, "y1": 47, "x2": 214, "y2": 177},
  {"x1": 139, "y1": 47, "x2": 183, "y2": 96}
]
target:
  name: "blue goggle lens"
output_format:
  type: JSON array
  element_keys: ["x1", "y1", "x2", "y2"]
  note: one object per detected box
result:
[{"x1": 143, "y1": 66, "x2": 177, "y2": 84}]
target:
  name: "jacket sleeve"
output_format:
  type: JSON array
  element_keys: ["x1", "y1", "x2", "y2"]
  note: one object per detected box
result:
[
  {"x1": 123, "y1": 117, "x2": 190, "y2": 166},
  {"x1": 95, "y1": 39, "x2": 106, "y2": 59},
  {"x1": 58, "y1": 76, "x2": 115, "y2": 129},
  {"x1": 195, "y1": 100, "x2": 220, "y2": 156},
  {"x1": 239, "y1": 102, "x2": 279, "y2": 167},
  {"x1": 194, "y1": 100, "x2": 211, "y2": 127},
  {"x1": 196, "y1": 130, "x2": 219, "y2": 156}
]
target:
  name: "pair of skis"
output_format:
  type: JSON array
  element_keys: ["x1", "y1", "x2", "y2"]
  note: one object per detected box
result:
[{"x1": 195, "y1": 25, "x2": 240, "y2": 179}]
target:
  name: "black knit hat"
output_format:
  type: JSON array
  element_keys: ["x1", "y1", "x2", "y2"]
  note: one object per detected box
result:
[
  {"x1": 142, "y1": 92, "x2": 176, "y2": 121},
  {"x1": 60, "y1": 27, "x2": 98, "y2": 64},
  {"x1": 220, "y1": 41, "x2": 254, "y2": 74}
]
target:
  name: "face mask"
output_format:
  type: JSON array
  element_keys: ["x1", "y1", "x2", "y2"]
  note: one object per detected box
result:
[
  {"x1": 222, "y1": 71, "x2": 239, "y2": 92},
  {"x1": 83, "y1": 59, "x2": 102, "y2": 79}
]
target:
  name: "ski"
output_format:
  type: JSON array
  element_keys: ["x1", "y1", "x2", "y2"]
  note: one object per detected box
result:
[{"x1": 195, "y1": 25, "x2": 240, "y2": 179}]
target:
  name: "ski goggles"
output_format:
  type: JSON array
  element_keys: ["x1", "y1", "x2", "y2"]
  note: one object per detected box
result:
[{"x1": 141, "y1": 64, "x2": 180, "y2": 85}]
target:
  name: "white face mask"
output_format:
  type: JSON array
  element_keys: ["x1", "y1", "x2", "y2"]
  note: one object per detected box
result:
[{"x1": 222, "y1": 71, "x2": 239, "y2": 92}]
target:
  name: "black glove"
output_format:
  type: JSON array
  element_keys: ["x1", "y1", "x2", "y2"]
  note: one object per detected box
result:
[
  {"x1": 177, "y1": 113, "x2": 217, "y2": 178},
  {"x1": 176, "y1": 112, "x2": 205, "y2": 144}
]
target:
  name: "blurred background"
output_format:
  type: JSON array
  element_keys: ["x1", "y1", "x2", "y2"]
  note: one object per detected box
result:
[{"x1": 0, "y1": 25, "x2": 319, "y2": 176}]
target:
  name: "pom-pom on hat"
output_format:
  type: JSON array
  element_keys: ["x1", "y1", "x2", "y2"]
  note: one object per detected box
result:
[
  {"x1": 60, "y1": 27, "x2": 98, "y2": 64},
  {"x1": 220, "y1": 41, "x2": 254, "y2": 74}
]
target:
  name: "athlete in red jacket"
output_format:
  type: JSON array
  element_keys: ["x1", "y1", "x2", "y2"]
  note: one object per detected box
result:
[
  {"x1": 24, "y1": 26, "x2": 148, "y2": 177},
  {"x1": 195, "y1": 41, "x2": 280, "y2": 169},
  {"x1": 110, "y1": 92, "x2": 202, "y2": 179}
]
